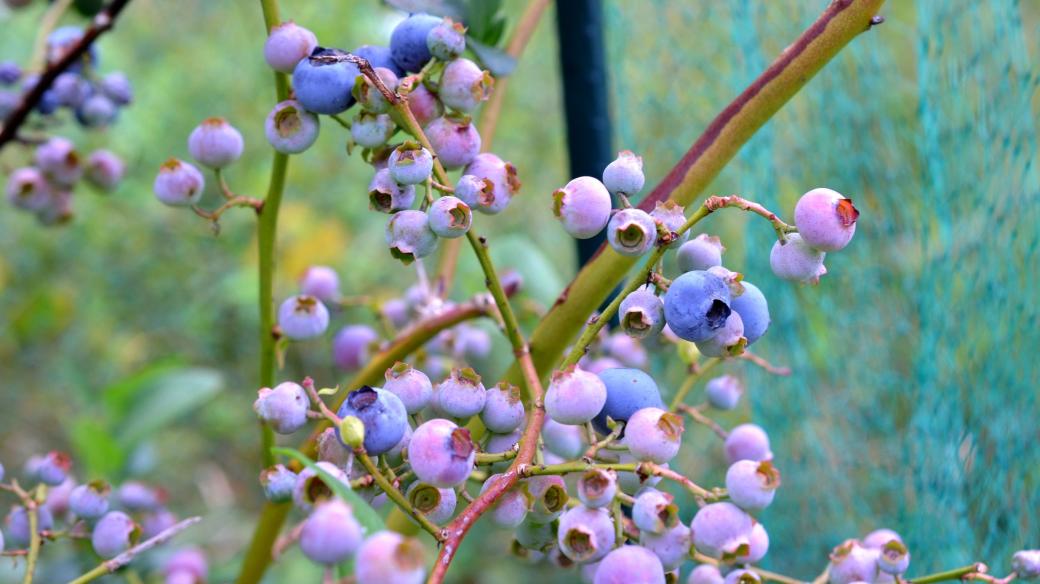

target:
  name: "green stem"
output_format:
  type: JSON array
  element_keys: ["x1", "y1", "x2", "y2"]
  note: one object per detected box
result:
[
  {"x1": 669, "y1": 358, "x2": 721, "y2": 410},
  {"x1": 21, "y1": 488, "x2": 42, "y2": 584},
  {"x1": 612, "y1": 497, "x2": 624, "y2": 545},
  {"x1": 475, "y1": 446, "x2": 519, "y2": 465},
  {"x1": 355, "y1": 451, "x2": 444, "y2": 540},
  {"x1": 908, "y1": 564, "x2": 987, "y2": 584},
  {"x1": 30, "y1": 0, "x2": 73, "y2": 71}
]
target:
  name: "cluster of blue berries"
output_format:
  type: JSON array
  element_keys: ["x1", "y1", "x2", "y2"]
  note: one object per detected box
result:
[{"x1": 0, "y1": 452, "x2": 205, "y2": 582}]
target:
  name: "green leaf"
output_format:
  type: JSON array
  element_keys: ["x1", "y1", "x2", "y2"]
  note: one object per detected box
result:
[
  {"x1": 272, "y1": 447, "x2": 386, "y2": 533},
  {"x1": 102, "y1": 358, "x2": 186, "y2": 417},
  {"x1": 116, "y1": 368, "x2": 224, "y2": 447},
  {"x1": 467, "y1": 36, "x2": 517, "y2": 77},
  {"x1": 69, "y1": 419, "x2": 125, "y2": 478},
  {"x1": 460, "y1": 0, "x2": 504, "y2": 44}
]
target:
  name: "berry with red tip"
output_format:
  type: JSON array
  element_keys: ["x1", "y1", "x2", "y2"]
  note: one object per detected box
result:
[
  {"x1": 546, "y1": 364, "x2": 607, "y2": 425},
  {"x1": 84, "y1": 150, "x2": 125, "y2": 191},
  {"x1": 525, "y1": 475, "x2": 569, "y2": 522},
  {"x1": 608, "y1": 208, "x2": 657, "y2": 256},
  {"x1": 577, "y1": 468, "x2": 617, "y2": 508},
  {"x1": 427, "y1": 18, "x2": 466, "y2": 60},
  {"x1": 602, "y1": 151, "x2": 645, "y2": 197},
  {"x1": 369, "y1": 168, "x2": 416, "y2": 213},
  {"x1": 434, "y1": 367, "x2": 487, "y2": 419},
  {"x1": 463, "y1": 153, "x2": 520, "y2": 214},
  {"x1": 428, "y1": 195, "x2": 472, "y2": 238},
  {"x1": 154, "y1": 159, "x2": 205, "y2": 207},
  {"x1": 620, "y1": 285, "x2": 665, "y2": 339},
  {"x1": 352, "y1": 111, "x2": 396, "y2": 148},
  {"x1": 406, "y1": 481, "x2": 456, "y2": 524},
  {"x1": 35, "y1": 451, "x2": 71, "y2": 486},
  {"x1": 481, "y1": 382, "x2": 525, "y2": 433},
  {"x1": 336, "y1": 386, "x2": 408, "y2": 456},
  {"x1": 390, "y1": 13, "x2": 441, "y2": 73},
  {"x1": 265, "y1": 100, "x2": 320, "y2": 154},
  {"x1": 633, "y1": 489, "x2": 679, "y2": 534},
  {"x1": 593, "y1": 368, "x2": 664, "y2": 435},
  {"x1": 188, "y1": 118, "x2": 244, "y2": 169},
  {"x1": 594, "y1": 545, "x2": 666, "y2": 584},
  {"x1": 558, "y1": 505, "x2": 615, "y2": 563},
  {"x1": 333, "y1": 325, "x2": 379, "y2": 371},
  {"x1": 828, "y1": 540, "x2": 881, "y2": 584},
  {"x1": 386, "y1": 210, "x2": 438, "y2": 263},
  {"x1": 480, "y1": 473, "x2": 529, "y2": 528},
  {"x1": 278, "y1": 294, "x2": 329, "y2": 339},
  {"x1": 299, "y1": 266, "x2": 339, "y2": 303},
  {"x1": 409, "y1": 419, "x2": 476, "y2": 487},
  {"x1": 651, "y1": 201, "x2": 689, "y2": 247},
  {"x1": 69, "y1": 480, "x2": 110, "y2": 519},
  {"x1": 694, "y1": 311, "x2": 746, "y2": 358},
  {"x1": 425, "y1": 114, "x2": 481, "y2": 169},
  {"x1": 724, "y1": 424, "x2": 773, "y2": 463},
  {"x1": 356, "y1": 531, "x2": 427, "y2": 584},
  {"x1": 293, "y1": 47, "x2": 360, "y2": 114},
  {"x1": 725, "y1": 460, "x2": 780, "y2": 511},
  {"x1": 677, "y1": 234, "x2": 725, "y2": 272},
  {"x1": 300, "y1": 500, "x2": 363, "y2": 565},
  {"x1": 264, "y1": 21, "x2": 318, "y2": 73},
  {"x1": 35, "y1": 137, "x2": 81, "y2": 186},
  {"x1": 439, "y1": 58, "x2": 493, "y2": 112},
  {"x1": 730, "y1": 281, "x2": 770, "y2": 345},
  {"x1": 260, "y1": 464, "x2": 297, "y2": 503},
  {"x1": 388, "y1": 142, "x2": 434, "y2": 185},
  {"x1": 384, "y1": 362, "x2": 432, "y2": 414},
  {"x1": 253, "y1": 381, "x2": 309, "y2": 434},
  {"x1": 92, "y1": 511, "x2": 139, "y2": 559},
  {"x1": 705, "y1": 375, "x2": 743, "y2": 411},
  {"x1": 769, "y1": 233, "x2": 826, "y2": 284},
  {"x1": 641, "y1": 523, "x2": 692, "y2": 571},
  {"x1": 553, "y1": 176, "x2": 613, "y2": 239},
  {"x1": 690, "y1": 502, "x2": 755, "y2": 560},
  {"x1": 794, "y1": 188, "x2": 859, "y2": 251}
]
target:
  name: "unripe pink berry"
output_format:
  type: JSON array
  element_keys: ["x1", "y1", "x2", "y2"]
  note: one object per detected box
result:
[{"x1": 794, "y1": 187, "x2": 859, "y2": 251}]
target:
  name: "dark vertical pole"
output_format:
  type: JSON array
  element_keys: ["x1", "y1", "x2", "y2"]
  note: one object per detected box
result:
[{"x1": 555, "y1": 0, "x2": 613, "y2": 266}]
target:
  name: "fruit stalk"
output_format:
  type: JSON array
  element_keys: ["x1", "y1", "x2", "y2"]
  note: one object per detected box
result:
[{"x1": 67, "y1": 517, "x2": 201, "y2": 584}]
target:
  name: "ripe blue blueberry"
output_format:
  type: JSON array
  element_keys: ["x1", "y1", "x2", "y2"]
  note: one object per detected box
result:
[
  {"x1": 558, "y1": 505, "x2": 616, "y2": 563},
  {"x1": 633, "y1": 489, "x2": 679, "y2": 534},
  {"x1": 546, "y1": 364, "x2": 607, "y2": 425},
  {"x1": 620, "y1": 285, "x2": 665, "y2": 339},
  {"x1": 388, "y1": 142, "x2": 434, "y2": 185},
  {"x1": 188, "y1": 117, "x2": 244, "y2": 169},
  {"x1": 724, "y1": 424, "x2": 773, "y2": 464},
  {"x1": 277, "y1": 294, "x2": 329, "y2": 339},
  {"x1": 1012, "y1": 550, "x2": 1040, "y2": 579},
  {"x1": 76, "y1": 94, "x2": 119, "y2": 128},
  {"x1": 434, "y1": 367, "x2": 487, "y2": 420},
  {"x1": 687, "y1": 564, "x2": 725, "y2": 584},
  {"x1": 0, "y1": 91, "x2": 19, "y2": 120},
  {"x1": 299, "y1": 500, "x2": 363, "y2": 565},
  {"x1": 794, "y1": 188, "x2": 859, "y2": 251},
  {"x1": 463, "y1": 153, "x2": 521, "y2": 214},
  {"x1": 577, "y1": 468, "x2": 617, "y2": 508},
  {"x1": 292, "y1": 47, "x2": 360, "y2": 115},
  {"x1": 35, "y1": 137, "x2": 82, "y2": 187},
  {"x1": 384, "y1": 362, "x2": 432, "y2": 414},
  {"x1": 694, "y1": 311, "x2": 746, "y2": 358},
  {"x1": 730, "y1": 281, "x2": 770, "y2": 345},
  {"x1": 352, "y1": 111, "x2": 395, "y2": 148},
  {"x1": 353, "y1": 44, "x2": 404, "y2": 77},
  {"x1": 4, "y1": 505, "x2": 54, "y2": 547},
  {"x1": 650, "y1": 201, "x2": 689, "y2": 248},
  {"x1": 542, "y1": 418, "x2": 586, "y2": 459},
  {"x1": 369, "y1": 168, "x2": 417, "y2": 213},
  {"x1": 355, "y1": 531, "x2": 427, "y2": 584},
  {"x1": 353, "y1": 66, "x2": 399, "y2": 114},
  {"x1": 253, "y1": 381, "x2": 309, "y2": 434},
  {"x1": 99, "y1": 71, "x2": 133, "y2": 105},
  {"x1": 427, "y1": 18, "x2": 466, "y2": 60},
  {"x1": 640, "y1": 522, "x2": 692, "y2": 571},
  {"x1": 705, "y1": 375, "x2": 743, "y2": 410},
  {"x1": 92, "y1": 511, "x2": 139, "y2": 559},
  {"x1": 6, "y1": 167, "x2": 51, "y2": 211},
  {"x1": 292, "y1": 461, "x2": 349, "y2": 510},
  {"x1": 409, "y1": 418, "x2": 475, "y2": 487},
  {"x1": 439, "y1": 58, "x2": 493, "y2": 112},
  {"x1": 0, "y1": 61, "x2": 20, "y2": 85},
  {"x1": 117, "y1": 481, "x2": 161, "y2": 512},
  {"x1": 428, "y1": 195, "x2": 473, "y2": 239},
  {"x1": 677, "y1": 234, "x2": 725, "y2": 272},
  {"x1": 264, "y1": 21, "x2": 318, "y2": 73},
  {"x1": 406, "y1": 481, "x2": 457, "y2": 524},
  {"x1": 828, "y1": 540, "x2": 881, "y2": 584},
  {"x1": 260, "y1": 464, "x2": 297, "y2": 503},
  {"x1": 602, "y1": 151, "x2": 645, "y2": 197},
  {"x1": 690, "y1": 502, "x2": 754, "y2": 560},
  {"x1": 52, "y1": 72, "x2": 90, "y2": 107},
  {"x1": 608, "y1": 208, "x2": 657, "y2": 256},
  {"x1": 593, "y1": 545, "x2": 665, "y2": 584},
  {"x1": 390, "y1": 13, "x2": 441, "y2": 73},
  {"x1": 298, "y1": 265, "x2": 339, "y2": 303},
  {"x1": 265, "y1": 100, "x2": 320, "y2": 154},
  {"x1": 479, "y1": 473, "x2": 529, "y2": 528},
  {"x1": 481, "y1": 382, "x2": 525, "y2": 433},
  {"x1": 426, "y1": 114, "x2": 482, "y2": 169},
  {"x1": 553, "y1": 176, "x2": 613, "y2": 239},
  {"x1": 336, "y1": 386, "x2": 408, "y2": 456},
  {"x1": 525, "y1": 475, "x2": 569, "y2": 522},
  {"x1": 769, "y1": 233, "x2": 827, "y2": 284},
  {"x1": 333, "y1": 325, "x2": 379, "y2": 371},
  {"x1": 877, "y1": 540, "x2": 910, "y2": 576},
  {"x1": 85, "y1": 149, "x2": 126, "y2": 192},
  {"x1": 47, "y1": 26, "x2": 94, "y2": 68},
  {"x1": 592, "y1": 368, "x2": 664, "y2": 434},
  {"x1": 69, "y1": 480, "x2": 110, "y2": 519},
  {"x1": 154, "y1": 158, "x2": 205, "y2": 207},
  {"x1": 725, "y1": 460, "x2": 780, "y2": 511},
  {"x1": 663, "y1": 270, "x2": 732, "y2": 343}
]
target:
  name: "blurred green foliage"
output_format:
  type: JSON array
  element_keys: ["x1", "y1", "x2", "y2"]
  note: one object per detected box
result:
[{"x1": 0, "y1": 0, "x2": 1037, "y2": 582}]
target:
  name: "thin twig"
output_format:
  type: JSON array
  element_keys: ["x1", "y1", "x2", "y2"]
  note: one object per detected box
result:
[
  {"x1": 68, "y1": 517, "x2": 201, "y2": 584},
  {"x1": 677, "y1": 403, "x2": 729, "y2": 440},
  {"x1": 740, "y1": 350, "x2": 792, "y2": 376}
]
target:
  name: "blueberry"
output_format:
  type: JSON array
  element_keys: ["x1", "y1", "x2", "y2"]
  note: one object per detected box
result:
[
  {"x1": 602, "y1": 151, "x2": 645, "y2": 197},
  {"x1": 483, "y1": 429, "x2": 521, "y2": 472},
  {"x1": 353, "y1": 66, "x2": 400, "y2": 114},
  {"x1": 632, "y1": 489, "x2": 679, "y2": 535},
  {"x1": 462, "y1": 153, "x2": 520, "y2": 214},
  {"x1": 729, "y1": 281, "x2": 769, "y2": 346},
  {"x1": 694, "y1": 311, "x2": 746, "y2": 358},
  {"x1": 877, "y1": 539, "x2": 910, "y2": 576},
  {"x1": 662, "y1": 270, "x2": 732, "y2": 343},
  {"x1": 434, "y1": 367, "x2": 487, "y2": 420},
  {"x1": 5, "y1": 505, "x2": 54, "y2": 547},
  {"x1": 141, "y1": 508, "x2": 177, "y2": 539},
  {"x1": 300, "y1": 500, "x2": 363, "y2": 565},
  {"x1": 117, "y1": 481, "x2": 162, "y2": 512},
  {"x1": 620, "y1": 285, "x2": 665, "y2": 339},
  {"x1": 862, "y1": 528, "x2": 903, "y2": 550},
  {"x1": 1012, "y1": 550, "x2": 1040, "y2": 579},
  {"x1": 405, "y1": 82, "x2": 443, "y2": 127},
  {"x1": 427, "y1": 18, "x2": 466, "y2": 60},
  {"x1": 154, "y1": 158, "x2": 205, "y2": 207},
  {"x1": 0, "y1": 61, "x2": 20, "y2": 85},
  {"x1": 76, "y1": 94, "x2": 119, "y2": 128},
  {"x1": 592, "y1": 368, "x2": 664, "y2": 435},
  {"x1": 47, "y1": 26, "x2": 94, "y2": 68},
  {"x1": 724, "y1": 569, "x2": 761, "y2": 584},
  {"x1": 406, "y1": 481, "x2": 456, "y2": 524},
  {"x1": 546, "y1": 364, "x2": 607, "y2": 425},
  {"x1": 297, "y1": 265, "x2": 339, "y2": 303},
  {"x1": 608, "y1": 208, "x2": 657, "y2": 256},
  {"x1": 390, "y1": 13, "x2": 441, "y2": 73},
  {"x1": 453, "y1": 324, "x2": 492, "y2": 362},
  {"x1": 593, "y1": 545, "x2": 665, "y2": 584},
  {"x1": 577, "y1": 468, "x2": 617, "y2": 508},
  {"x1": 292, "y1": 47, "x2": 360, "y2": 115},
  {"x1": 481, "y1": 382, "x2": 525, "y2": 433},
  {"x1": 828, "y1": 540, "x2": 881, "y2": 584},
  {"x1": 292, "y1": 461, "x2": 350, "y2": 510},
  {"x1": 336, "y1": 386, "x2": 408, "y2": 456},
  {"x1": 602, "y1": 333, "x2": 649, "y2": 369},
  {"x1": 253, "y1": 381, "x2": 309, "y2": 434},
  {"x1": 724, "y1": 424, "x2": 772, "y2": 464},
  {"x1": 542, "y1": 418, "x2": 586, "y2": 459},
  {"x1": 260, "y1": 464, "x2": 297, "y2": 503},
  {"x1": 188, "y1": 117, "x2": 244, "y2": 169},
  {"x1": 745, "y1": 521, "x2": 770, "y2": 563},
  {"x1": 553, "y1": 176, "x2": 613, "y2": 239},
  {"x1": 640, "y1": 522, "x2": 692, "y2": 571},
  {"x1": 558, "y1": 505, "x2": 616, "y2": 563},
  {"x1": 454, "y1": 174, "x2": 493, "y2": 210},
  {"x1": 6, "y1": 167, "x2": 52, "y2": 211},
  {"x1": 689, "y1": 502, "x2": 754, "y2": 559},
  {"x1": 333, "y1": 325, "x2": 379, "y2": 371},
  {"x1": 524, "y1": 475, "x2": 569, "y2": 522},
  {"x1": 725, "y1": 459, "x2": 780, "y2": 511},
  {"x1": 92, "y1": 511, "x2": 139, "y2": 559},
  {"x1": 769, "y1": 233, "x2": 826, "y2": 284},
  {"x1": 425, "y1": 114, "x2": 482, "y2": 169},
  {"x1": 277, "y1": 294, "x2": 329, "y2": 339},
  {"x1": 352, "y1": 111, "x2": 396, "y2": 148},
  {"x1": 794, "y1": 188, "x2": 859, "y2": 251},
  {"x1": 409, "y1": 419, "x2": 475, "y2": 487},
  {"x1": 687, "y1": 564, "x2": 725, "y2": 584},
  {"x1": 480, "y1": 473, "x2": 529, "y2": 528},
  {"x1": 381, "y1": 298, "x2": 411, "y2": 329},
  {"x1": 705, "y1": 375, "x2": 743, "y2": 410},
  {"x1": 264, "y1": 21, "x2": 318, "y2": 73},
  {"x1": 650, "y1": 201, "x2": 689, "y2": 247},
  {"x1": 99, "y1": 71, "x2": 133, "y2": 105},
  {"x1": 428, "y1": 195, "x2": 473, "y2": 239},
  {"x1": 354, "y1": 44, "x2": 404, "y2": 77},
  {"x1": 85, "y1": 150, "x2": 125, "y2": 192},
  {"x1": 383, "y1": 362, "x2": 432, "y2": 414},
  {"x1": 36, "y1": 451, "x2": 71, "y2": 486},
  {"x1": 676, "y1": 234, "x2": 725, "y2": 272},
  {"x1": 265, "y1": 100, "x2": 320, "y2": 154},
  {"x1": 355, "y1": 531, "x2": 427, "y2": 584},
  {"x1": 388, "y1": 142, "x2": 434, "y2": 185},
  {"x1": 514, "y1": 517, "x2": 556, "y2": 551},
  {"x1": 369, "y1": 168, "x2": 417, "y2": 213},
  {"x1": 163, "y1": 547, "x2": 208, "y2": 583},
  {"x1": 0, "y1": 90, "x2": 19, "y2": 119},
  {"x1": 439, "y1": 58, "x2": 493, "y2": 113},
  {"x1": 52, "y1": 72, "x2": 90, "y2": 107},
  {"x1": 69, "y1": 480, "x2": 111, "y2": 519},
  {"x1": 35, "y1": 137, "x2": 82, "y2": 187}
]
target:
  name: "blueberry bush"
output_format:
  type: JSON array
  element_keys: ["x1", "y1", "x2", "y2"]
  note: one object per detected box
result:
[{"x1": 0, "y1": 0, "x2": 1036, "y2": 583}]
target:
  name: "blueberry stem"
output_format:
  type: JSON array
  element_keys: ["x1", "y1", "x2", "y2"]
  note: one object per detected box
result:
[
  {"x1": 29, "y1": 0, "x2": 73, "y2": 71},
  {"x1": 475, "y1": 444, "x2": 519, "y2": 465},
  {"x1": 329, "y1": 113, "x2": 351, "y2": 130},
  {"x1": 584, "y1": 423, "x2": 623, "y2": 459},
  {"x1": 740, "y1": 350, "x2": 792, "y2": 376},
  {"x1": 16, "y1": 483, "x2": 44, "y2": 584},
  {"x1": 67, "y1": 517, "x2": 201, "y2": 584},
  {"x1": 354, "y1": 449, "x2": 445, "y2": 541},
  {"x1": 694, "y1": 552, "x2": 808, "y2": 584},
  {"x1": 611, "y1": 497, "x2": 624, "y2": 545},
  {"x1": 704, "y1": 194, "x2": 797, "y2": 244},
  {"x1": 907, "y1": 564, "x2": 991, "y2": 584},
  {"x1": 676, "y1": 403, "x2": 729, "y2": 440}
]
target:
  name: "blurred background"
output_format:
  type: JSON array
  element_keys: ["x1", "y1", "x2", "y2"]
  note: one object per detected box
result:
[{"x1": 0, "y1": 0, "x2": 1037, "y2": 582}]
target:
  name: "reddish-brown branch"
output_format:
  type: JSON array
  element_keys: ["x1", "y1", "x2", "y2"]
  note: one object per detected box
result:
[{"x1": 0, "y1": 0, "x2": 134, "y2": 150}]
